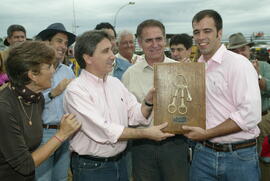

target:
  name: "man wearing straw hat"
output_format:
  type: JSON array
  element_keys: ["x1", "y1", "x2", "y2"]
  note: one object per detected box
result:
[
  {"x1": 35, "y1": 23, "x2": 76, "y2": 181},
  {"x1": 228, "y1": 32, "x2": 270, "y2": 181}
]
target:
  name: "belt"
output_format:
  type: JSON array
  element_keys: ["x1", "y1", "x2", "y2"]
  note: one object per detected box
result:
[
  {"x1": 71, "y1": 151, "x2": 124, "y2": 162},
  {"x1": 42, "y1": 124, "x2": 59, "y2": 129},
  {"x1": 202, "y1": 139, "x2": 256, "y2": 152},
  {"x1": 133, "y1": 135, "x2": 186, "y2": 146},
  {"x1": 262, "y1": 110, "x2": 268, "y2": 116}
]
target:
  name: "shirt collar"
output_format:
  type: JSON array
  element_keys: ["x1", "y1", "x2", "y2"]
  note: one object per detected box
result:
[
  {"x1": 114, "y1": 58, "x2": 127, "y2": 71},
  {"x1": 55, "y1": 63, "x2": 63, "y2": 72},
  {"x1": 142, "y1": 55, "x2": 172, "y2": 70},
  {"x1": 81, "y1": 69, "x2": 107, "y2": 83},
  {"x1": 117, "y1": 53, "x2": 128, "y2": 62},
  {"x1": 198, "y1": 44, "x2": 226, "y2": 64}
]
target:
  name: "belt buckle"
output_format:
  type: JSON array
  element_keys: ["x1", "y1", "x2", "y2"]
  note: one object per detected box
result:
[
  {"x1": 213, "y1": 143, "x2": 229, "y2": 152},
  {"x1": 45, "y1": 124, "x2": 50, "y2": 129},
  {"x1": 221, "y1": 145, "x2": 229, "y2": 152},
  {"x1": 202, "y1": 141, "x2": 207, "y2": 147}
]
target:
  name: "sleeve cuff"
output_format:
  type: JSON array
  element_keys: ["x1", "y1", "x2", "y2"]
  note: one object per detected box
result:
[
  {"x1": 106, "y1": 123, "x2": 125, "y2": 144},
  {"x1": 229, "y1": 111, "x2": 248, "y2": 131}
]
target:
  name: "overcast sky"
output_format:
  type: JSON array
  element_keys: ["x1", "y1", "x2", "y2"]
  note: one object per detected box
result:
[{"x1": 1, "y1": 0, "x2": 269, "y2": 40}]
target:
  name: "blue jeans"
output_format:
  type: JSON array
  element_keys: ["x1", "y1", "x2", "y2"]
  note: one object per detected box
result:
[
  {"x1": 125, "y1": 141, "x2": 132, "y2": 180},
  {"x1": 35, "y1": 128, "x2": 70, "y2": 181},
  {"x1": 190, "y1": 143, "x2": 260, "y2": 181},
  {"x1": 71, "y1": 152, "x2": 128, "y2": 181}
]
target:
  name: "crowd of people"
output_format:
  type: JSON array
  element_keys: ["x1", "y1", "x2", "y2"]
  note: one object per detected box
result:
[{"x1": 0, "y1": 9, "x2": 269, "y2": 181}]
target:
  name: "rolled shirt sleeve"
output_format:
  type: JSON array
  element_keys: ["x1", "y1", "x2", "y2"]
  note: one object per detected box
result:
[{"x1": 229, "y1": 59, "x2": 261, "y2": 131}]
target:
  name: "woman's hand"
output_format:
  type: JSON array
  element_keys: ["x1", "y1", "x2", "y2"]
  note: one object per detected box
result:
[{"x1": 56, "y1": 113, "x2": 81, "y2": 141}]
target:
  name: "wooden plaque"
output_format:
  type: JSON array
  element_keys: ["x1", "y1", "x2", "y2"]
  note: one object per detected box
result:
[{"x1": 153, "y1": 62, "x2": 206, "y2": 134}]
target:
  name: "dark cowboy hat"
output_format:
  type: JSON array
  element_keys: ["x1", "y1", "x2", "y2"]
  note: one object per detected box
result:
[
  {"x1": 36, "y1": 23, "x2": 76, "y2": 46},
  {"x1": 227, "y1": 32, "x2": 254, "y2": 50}
]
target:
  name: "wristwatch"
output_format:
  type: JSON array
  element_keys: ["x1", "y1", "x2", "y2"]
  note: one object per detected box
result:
[
  {"x1": 144, "y1": 99, "x2": 153, "y2": 107},
  {"x1": 258, "y1": 74, "x2": 263, "y2": 80},
  {"x1": 48, "y1": 92, "x2": 55, "y2": 100}
]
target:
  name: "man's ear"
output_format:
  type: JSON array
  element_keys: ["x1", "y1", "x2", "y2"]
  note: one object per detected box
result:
[
  {"x1": 27, "y1": 70, "x2": 37, "y2": 82},
  {"x1": 217, "y1": 29, "x2": 222, "y2": 40},
  {"x1": 138, "y1": 38, "x2": 143, "y2": 48},
  {"x1": 7, "y1": 37, "x2": 11, "y2": 44},
  {"x1": 83, "y1": 54, "x2": 93, "y2": 65}
]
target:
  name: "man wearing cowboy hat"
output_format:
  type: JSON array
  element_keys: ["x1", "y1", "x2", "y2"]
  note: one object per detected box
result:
[
  {"x1": 228, "y1": 32, "x2": 270, "y2": 181},
  {"x1": 227, "y1": 32, "x2": 270, "y2": 91},
  {"x1": 35, "y1": 23, "x2": 76, "y2": 181}
]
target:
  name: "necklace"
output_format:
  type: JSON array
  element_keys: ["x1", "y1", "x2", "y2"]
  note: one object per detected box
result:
[{"x1": 18, "y1": 98, "x2": 33, "y2": 126}]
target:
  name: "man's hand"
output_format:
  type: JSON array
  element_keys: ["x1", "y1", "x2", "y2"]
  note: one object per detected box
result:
[
  {"x1": 51, "y1": 78, "x2": 73, "y2": 97},
  {"x1": 182, "y1": 125, "x2": 209, "y2": 141},
  {"x1": 141, "y1": 88, "x2": 155, "y2": 118},
  {"x1": 144, "y1": 88, "x2": 155, "y2": 105},
  {"x1": 252, "y1": 59, "x2": 266, "y2": 90},
  {"x1": 252, "y1": 59, "x2": 260, "y2": 74},
  {"x1": 144, "y1": 122, "x2": 175, "y2": 141}
]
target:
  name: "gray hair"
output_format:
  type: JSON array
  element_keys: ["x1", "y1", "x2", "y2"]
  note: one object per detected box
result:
[{"x1": 117, "y1": 30, "x2": 135, "y2": 43}]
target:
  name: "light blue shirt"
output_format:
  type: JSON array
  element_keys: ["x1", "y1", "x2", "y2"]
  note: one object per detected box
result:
[
  {"x1": 113, "y1": 58, "x2": 131, "y2": 80},
  {"x1": 258, "y1": 61, "x2": 270, "y2": 112},
  {"x1": 42, "y1": 63, "x2": 75, "y2": 124}
]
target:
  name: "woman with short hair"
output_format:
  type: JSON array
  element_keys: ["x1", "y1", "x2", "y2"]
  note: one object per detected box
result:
[{"x1": 0, "y1": 41, "x2": 81, "y2": 181}]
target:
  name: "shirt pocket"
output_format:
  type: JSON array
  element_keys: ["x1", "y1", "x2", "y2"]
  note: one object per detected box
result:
[{"x1": 207, "y1": 72, "x2": 228, "y2": 96}]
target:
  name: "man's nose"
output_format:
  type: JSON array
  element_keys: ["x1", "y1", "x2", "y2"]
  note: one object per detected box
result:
[{"x1": 152, "y1": 40, "x2": 159, "y2": 47}]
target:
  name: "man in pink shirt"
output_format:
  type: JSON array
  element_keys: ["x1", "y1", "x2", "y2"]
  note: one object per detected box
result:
[
  {"x1": 182, "y1": 10, "x2": 261, "y2": 181},
  {"x1": 63, "y1": 30, "x2": 174, "y2": 181}
]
